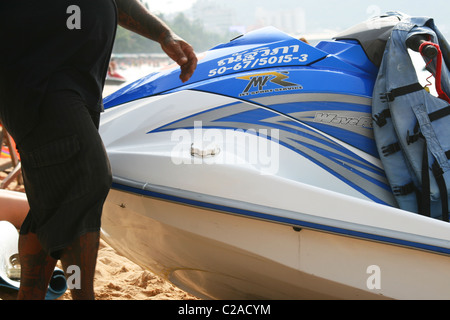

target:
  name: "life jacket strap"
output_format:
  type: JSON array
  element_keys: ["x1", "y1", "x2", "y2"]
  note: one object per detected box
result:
[
  {"x1": 382, "y1": 142, "x2": 401, "y2": 156},
  {"x1": 393, "y1": 182, "x2": 416, "y2": 196},
  {"x1": 380, "y1": 82, "x2": 424, "y2": 102},
  {"x1": 428, "y1": 105, "x2": 450, "y2": 122},
  {"x1": 373, "y1": 109, "x2": 391, "y2": 127}
]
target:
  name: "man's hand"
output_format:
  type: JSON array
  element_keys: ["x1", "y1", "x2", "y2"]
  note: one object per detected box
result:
[
  {"x1": 116, "y1": 0, "x2": 197, "y2": 82},
  {"x1": 159, "y1": 32, "x2": 197, "y2": 83}
]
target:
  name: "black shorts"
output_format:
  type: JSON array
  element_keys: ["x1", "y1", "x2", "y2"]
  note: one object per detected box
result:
[{"x1": 17, "y1": 90, "x2": 112, "y2": 259}]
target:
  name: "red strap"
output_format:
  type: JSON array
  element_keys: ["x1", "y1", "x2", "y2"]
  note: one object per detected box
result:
[{"x1": 419, "y1": 41, "x2": 450, "y2": 103}]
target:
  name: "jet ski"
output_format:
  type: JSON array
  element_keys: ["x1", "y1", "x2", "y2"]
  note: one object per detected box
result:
[
  {"x1": 105, "y1": 70, "x2": 127, "y2": 85},
  {"x1": 105, "y1": 60, "x2": 127, "y2": 85},
  {"x1": 99, "y1": 12, "x2": 450, "y2": 300}
]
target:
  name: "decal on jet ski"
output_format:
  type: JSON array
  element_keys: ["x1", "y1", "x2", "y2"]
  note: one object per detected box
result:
[
  {"x1": 208, "y1": 44, "x2": 309, "y2": 78},
  {"x1": 209, "y1": 53, "x2": 309, "y2": 78},
  {"x1": 206, "y1": 39, "x2": 320, "y2": 79},
  {"x1": 149, "y1": 99, "x2": 394, "y2": 206},
  {"x1": 217, "y1": 44, "x2": 304, "y2": 66},
  {"x1": 313, "y1": 112, "x2": 373, "y2": 129},
  {"x1": 237, "y1": 71, "x2": 303, "y2": 97}
]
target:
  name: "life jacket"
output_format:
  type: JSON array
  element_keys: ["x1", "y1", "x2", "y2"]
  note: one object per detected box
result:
[{"x1": 372, "y1": 14, "x2": 450, "y2": 221}]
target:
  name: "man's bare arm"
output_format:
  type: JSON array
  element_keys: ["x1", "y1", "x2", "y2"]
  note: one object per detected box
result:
[{"x1": 115, "y1": 0, "x2": 197, "y2": 82}]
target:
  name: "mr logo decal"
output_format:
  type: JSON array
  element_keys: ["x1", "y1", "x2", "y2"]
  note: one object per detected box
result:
[{"x1": 237, "y1": 72, "x2": 303, "y2": 97}]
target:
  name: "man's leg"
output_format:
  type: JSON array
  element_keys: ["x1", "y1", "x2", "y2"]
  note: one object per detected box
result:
[
  {"x1": 60, "y1": 231, "x2": 100, "y2": 300},
  {"x1": 16, "y1": 92, "x2": 110, "y2": 300},
  {"x1": 17, "y1": 232, "x2": 58, "y2": 300}
]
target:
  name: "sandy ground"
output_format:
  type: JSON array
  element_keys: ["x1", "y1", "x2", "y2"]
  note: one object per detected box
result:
[
  {"x1": 64, "y1": 239, "x2": 199, "y2": 300},
  {"x1": 0, "y1": 170, "x2": 198, "y2": 300},
  {"x1": 0, "y1": 76, "x2": 200, "y2": 300}
]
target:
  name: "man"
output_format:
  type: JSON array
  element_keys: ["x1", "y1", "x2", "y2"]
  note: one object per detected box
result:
[{"x1": 0, "y1": 0, "x2": 197, "y2": 300}]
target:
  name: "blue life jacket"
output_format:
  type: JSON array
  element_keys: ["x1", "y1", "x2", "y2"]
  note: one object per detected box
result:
[{"x1": 372, "y1": 14, "x2": 450, "y2": 221}]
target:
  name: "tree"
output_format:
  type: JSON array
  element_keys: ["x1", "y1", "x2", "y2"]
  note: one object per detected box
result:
[
  {"x1": 112, "y1": 13, "x2": 235, "y2": 54},
  {"x1": 169, "y1": 13, "x2": 233, "y2": 52}
]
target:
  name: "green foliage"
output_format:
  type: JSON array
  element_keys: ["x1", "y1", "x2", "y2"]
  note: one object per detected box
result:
[
  {"x1": 112, "y1": 26, "x2": 160, "y2": 54},
  {"x1": 169, "y1": 13, "x2": 234, "y2": 52},
  {"x1": 112, "y1": 13, "x2": 236, "y2": 54}
]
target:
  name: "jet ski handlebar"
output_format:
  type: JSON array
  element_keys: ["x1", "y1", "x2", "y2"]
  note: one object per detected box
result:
[{"x1": 406, "y1": 34, "x2": 439, "y2": 59}]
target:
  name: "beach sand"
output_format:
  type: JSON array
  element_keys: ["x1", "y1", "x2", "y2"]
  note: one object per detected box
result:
[
  {"x1": 62, "y1": 238, "x2": 199, "y2": 300},
  {"x1": 0, "y1": 237, "x2": 199, "y2": 301},
  {"x1": 0, "y1": 142, "x2": 199, "y2": 301}
]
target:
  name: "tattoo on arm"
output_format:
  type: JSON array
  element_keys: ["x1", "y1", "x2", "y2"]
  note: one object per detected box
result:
[{"x1": 115, "y1": 0, "x2": 171, "y2": 43}]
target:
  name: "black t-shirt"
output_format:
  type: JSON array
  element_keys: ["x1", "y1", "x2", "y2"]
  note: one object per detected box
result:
[{"x1": 0, "y1": 0, "x2": 117, "y2": 143}]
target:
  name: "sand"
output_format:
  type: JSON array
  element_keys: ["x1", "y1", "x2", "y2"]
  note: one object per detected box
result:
[
  {"x1": 0, "y1": 168, "x2": 199, "y2": 301},
  {"x1": 61, "y1": 238, "x2": 199, "y2": 300}
]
